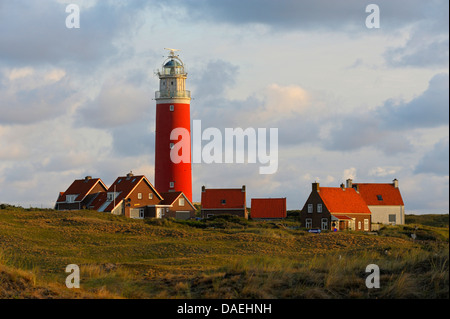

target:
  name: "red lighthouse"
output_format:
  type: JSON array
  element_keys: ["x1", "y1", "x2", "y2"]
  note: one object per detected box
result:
[{"x1": 154, "y1": 49, "x2": 192, "y2": 202}]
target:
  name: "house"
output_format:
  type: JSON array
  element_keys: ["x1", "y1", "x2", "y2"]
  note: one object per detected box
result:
[
  {"x1": 90, "y1": 172, "x2": 163, "y2": 217},
  {"x1": 347, "y1": 178, "x2": 405, "y2": 225},
  {"x1": 300, "y1": 182, "x2": 371, "y2": 231},
  {"x1": 145, "y1": 191, "x2": 196, "y2": 220},
  {"x1": 55, "y1": 176, "x2": 108, "y2": 210},
  {"x1": 200, "y1": 185, "x2": 248, "y2": 219},
  {"x1": 250, "y1": 198, "x2": 287, "y2": 220}
]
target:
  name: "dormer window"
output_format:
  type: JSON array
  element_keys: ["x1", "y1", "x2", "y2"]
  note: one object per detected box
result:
[
  {"x1": 377, "y1": 195, "x2": 383, "y2": 201},
  {"x1": 67, "y1": 195, "x2": 77, "y2": 203},
  {"x1": 107, "y1": 193, "x2": 116, "y2": 201},
  {"x1": 221, "y1": 199, "x2": 226, "y2": 205}
]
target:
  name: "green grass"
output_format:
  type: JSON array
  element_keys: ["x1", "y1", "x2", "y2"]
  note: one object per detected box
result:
[{"x1": 0, "y1": 207, "x2": 448, "y2": 299}]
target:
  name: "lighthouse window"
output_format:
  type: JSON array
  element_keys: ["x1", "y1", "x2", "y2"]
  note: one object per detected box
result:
[
  {"x1": 170, "y1": 143, "x2": 174, "y2": 149},
  {"x1": 170, "y1": 182, "x2": 174, "y2": 188},
  {"x1": 170, "y1": 105, "x2": 174, "y2": 111}
]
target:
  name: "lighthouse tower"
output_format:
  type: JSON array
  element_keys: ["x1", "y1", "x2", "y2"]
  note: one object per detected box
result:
[{"x1": 154, "y1": 49, "x2": 192, "y2": 202}]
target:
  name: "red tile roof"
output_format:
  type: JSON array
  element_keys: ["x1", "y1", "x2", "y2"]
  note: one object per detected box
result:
[
  {"x1": 56, "y1": 178, "x2": 107, "y2": 203},
  {"x1": 201, "y1": 188, "x2": 246, "y2": 209},
  {"x1": 319, "y1": 187, "x2": 371, "y2": 214},
  {"x1": 251, "y1": 198, "x2": 286, "y2": 218},
  {"x1": 354, "y1": 183, "x2": 404, "y2": 206}
]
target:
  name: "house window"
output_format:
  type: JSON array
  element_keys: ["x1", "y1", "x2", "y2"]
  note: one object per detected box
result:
[
  {"x1": 149, "y1": 193, "x2": 153, "y2": 200},
  {"x1": 179, "y1": 198, "x2": 185, "y2": 206},
  {"x1": 377, "y1": 195, "x2": 383, "y2": 201},
  {"x1": 307, "y1": 204, "x2": 313, "y2": 213},
  {"x1": 364, "y1": 219, "x2": 369, "y2": 231},
  {"x1": 305, "y1": 218, "x2": 312, "y2": 229},
  {"x1": 317, "y1": 204, "x2": 322, "y2": 213},
  {"x1": 170, "y1": 105, "x2": 174, "y2": 111},
  {"x1": 389, "y1": 214, "x2": 396, "y2": 225},
  {"x1": 137, "y1": 193, "x2": 142, "y2": 200},
  {"x1": 321, "y1": 218, "x2": 328, "y2": 230},
  {"x1": 221, "y1": 199, "x2": 226, "y2": 205},
  {"x1": 67, "y1": 195, "x2": 76, "y2": 203},
  {"x1": 139, "y1": 208, "x2": 145, "y2": 219},
  {"x1": 358, "y1": 221, "x2": 362, "y2": 230},
  {"x1": 169, "y1": 182, "x2": 174, "y2": 188}
]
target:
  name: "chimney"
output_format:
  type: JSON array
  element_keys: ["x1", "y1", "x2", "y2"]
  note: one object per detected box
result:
[
  {"x1": 126, "y1": 171, "x2": 134, "y2": 179},
  {"x1": 393, "y1": 178, "x2": 398, "y2": 188},
  {"x1": 201, "y1": 185, "x2": 206, "y2": 192},
  {"x1": 84, "y1": 176, "x2": 92, "y2": 182},
  {"x1": 242, "y1": 185, "x2": 246, "y2": 192},
  {"x1": 312, "y1": 182, "x2": 320, "y2": 192},
  {"x1": 346, "y1": 178, "x2": 353, "y2": 188}
]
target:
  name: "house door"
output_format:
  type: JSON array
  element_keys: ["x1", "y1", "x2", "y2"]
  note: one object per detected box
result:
[
  {"x1": 321, "y1": 218, "x2": 328, "y2": 230},
  {"x1": 156, "y1": 208, "x2": 163, "y2": 219}
]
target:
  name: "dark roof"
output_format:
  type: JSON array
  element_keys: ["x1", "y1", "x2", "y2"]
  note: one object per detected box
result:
[
  {"x1": 159, "y1": 191, "x2": 183, "y2": 205},
  {"x1": 159, "y1": 192, "x2": 196, "y2": 210},
  {"x1": 251, "y1": 198, "x2": 286, "y2": 218},
  {"x1": 56, "y1": 178, "x2": 107, "y2": 203},
  {"x1": 164, "y1": 59, "x2": 181, "y2": 67},
  {"x1": 201, "y1": 188, "x2": 246, "y2": 209},
  {"x1": 91, "y1": 175, "x2": 162, "y2": 212}
]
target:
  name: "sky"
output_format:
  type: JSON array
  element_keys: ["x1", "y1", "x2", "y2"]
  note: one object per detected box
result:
[{"x1": 0, "y1": 0, "x2": 448, "y2": 214}]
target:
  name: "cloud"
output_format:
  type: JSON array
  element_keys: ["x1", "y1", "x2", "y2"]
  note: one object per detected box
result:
[
  {"x1": 0, "y1": 0, "x2": 152, "y2": 67},
  {"x1": 383, "y1": 3, "x2": 449, "y2": 68},
  {"x1": 415, "y1": 137, "x2": 449, "y2": 176},
  {"x1": 168, "y1": 0, "x2": 445, "y2": 32},
  {"x1": 377, "y1": 73, "x2": 449, "y2": 129},
  {"x1": 0, "y1": 67, "x2": 76, "y2": 125},
  {"x1": 191, "y1": 60, "x2": 239, "y2": 99},
  {"x1": 76, "y1": 77, "x2": 152, "y2": 128},
  {"x1": 323, "y1": 73, "x2": 448, "y2": 154}
]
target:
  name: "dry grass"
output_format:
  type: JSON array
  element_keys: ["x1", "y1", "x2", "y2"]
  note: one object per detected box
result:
[{"x1": 0, "y1": 208, "x2": 448, "y2": 299}]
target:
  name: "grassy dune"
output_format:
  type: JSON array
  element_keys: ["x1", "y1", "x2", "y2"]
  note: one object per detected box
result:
[{"x1": 0, "y1": 206, "x2": 448, "y2": 299}]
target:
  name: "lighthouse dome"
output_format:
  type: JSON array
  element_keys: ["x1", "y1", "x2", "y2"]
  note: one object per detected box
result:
[{"x1": 164, "y1": 59, "x2": 181, "y2": 67}]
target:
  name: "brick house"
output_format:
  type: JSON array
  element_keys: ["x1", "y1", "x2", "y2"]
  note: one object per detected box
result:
[
  {"x1": 55, "y1": 176, "x2": 107, "y2": 210},
  {"x1": 250, "y1": 198, "x2": 287, "y2": 219},
  {"x1": 300, "y1": 182, "x2": 371, "y2": 231},
  {"x1": 348, "y1": 179, "x2": 405, "y2": 225},
  {"x1": 144, "y1": 191, "x2": 196, "y2": 220},
  {"x1": 90, "y1": 172, "x2": 163, "y2": 217},
  {"x1": 201, "y1": 185, "x2": 248, "y2": 219}
]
